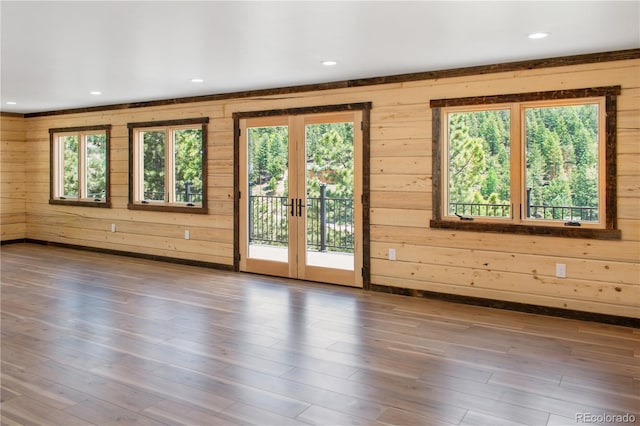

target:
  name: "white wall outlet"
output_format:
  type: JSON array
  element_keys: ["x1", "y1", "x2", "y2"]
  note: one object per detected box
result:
[
  {"x1": 555, "y1": 263, "x2": 566, "y2": 278},
  {"x1": 185, "y1": 230, "x2": 190, "y2": 240},
  {"x1": 388, "y1": 248, "x2": 396, "y2": 261},
  {"x1": 111, "y1": 223, "x2": 116, "y2": 233}
]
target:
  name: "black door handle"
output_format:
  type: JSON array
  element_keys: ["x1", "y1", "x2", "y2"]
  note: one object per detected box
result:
[
  {"x1": 289, "y1": 198, "x2": 295, "y2": 217},
  {"x1": 297, "y1": 198, "x2": 306, "y2": 217}
]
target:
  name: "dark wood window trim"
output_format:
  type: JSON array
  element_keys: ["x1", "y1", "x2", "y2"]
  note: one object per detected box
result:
[
  {"x1": 127, "y1": 117, "x2": 209, "y2": 214},
  {"x1": 232, "y1": 102, "x2": 372, "y2": 287},
  {"x1": 430, "y1": 86, "x2": 621, "y2": 240},
  {"x1": 49, "y1": 124, "x2": 112, "y2": 208}
]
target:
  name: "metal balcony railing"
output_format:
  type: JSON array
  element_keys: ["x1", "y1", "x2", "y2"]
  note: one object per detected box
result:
[
  {"x1": 143, "y1": 181, "x2": 203, "y2": 203},
  {"x1": 449, "y1": 202, "x2": 598, "y2": 221},
  {"x1": 249, "y1": 186, "x2": 354, "y2": 252}
]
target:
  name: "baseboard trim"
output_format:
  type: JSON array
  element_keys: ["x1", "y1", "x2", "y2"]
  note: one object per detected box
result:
[
  {"x1": 21, "y1": 239, "x2": 233, "y2": 271},
  {"x1": 368, "y1": 283, "x2": 639, "y2": 328},
  {"x1": 1, "y1": 238, "x2": 30, "y2": 246},
  {"x1": 7, "y1": 239, "x2": 636, "y2": 327}
]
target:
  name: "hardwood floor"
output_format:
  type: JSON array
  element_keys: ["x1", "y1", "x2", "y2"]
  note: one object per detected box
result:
[{"x1": 1, "y1": 243, "x2": 638, "y2": 426}]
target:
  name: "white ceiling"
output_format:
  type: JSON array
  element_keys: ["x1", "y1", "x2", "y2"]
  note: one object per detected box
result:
[{"x1": 1, "y1": 1, "x2": 639, "y2": 114}]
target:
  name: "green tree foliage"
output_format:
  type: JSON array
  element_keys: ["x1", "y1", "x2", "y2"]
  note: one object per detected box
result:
[
  {"x1": 248, "y1": 126, "x2": 288, "y2": 196},
  {"x1": 525, "y1": 105, "x2": 599, "y2": 219},
  {"x1": 526, "y1": 144, "x2": 546, "y2": 206},
  {"x1": 63, "y1": 136, "x2": 79, "y2": 197},
  {"x1": 86, "y1": 134, "x2": 106, "y2": 198},
  {"x1": 448, "y1": 110, "x2": 510, "y2": 216},
  {"x1": 449, "y1": 103, "x2": 599, "y2": 221},
  {"x1": 61, "y1": 133, "x2": 106, "y2": 199},
  {"x1": 143, "y1": 130, "x2": 166, "y2": 200},
  {"x1": 448, "y1": 114, "x2": 487, "y2": 203},
  {"x1": 174, "y1": 129, "x2": 203, "y2": 202},
  {"x1": 306, "y1": 122, "x2": 354, "y2": 198},
  {"x1": 141, "y1": 129, "x2": 204, "y2": 202}
]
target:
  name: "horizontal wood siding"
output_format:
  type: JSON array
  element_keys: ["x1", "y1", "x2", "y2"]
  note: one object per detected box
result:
[
  {"x1": 15, "y1": 58, "x2": 640, "y2": 317},
  {"x1": 1, "y1": 115, "x2": 26, "y2": 241}
]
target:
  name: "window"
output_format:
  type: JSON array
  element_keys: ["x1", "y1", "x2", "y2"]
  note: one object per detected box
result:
[
  {"x1": 128, "y1": 118, "x2": 208, "y2": 213},
  {"x1": 431, "y1": 86, "x2": 621, "y2": 239},
  {"x1": 49, "y1": 125, "x2": 111, "y2": 207}
]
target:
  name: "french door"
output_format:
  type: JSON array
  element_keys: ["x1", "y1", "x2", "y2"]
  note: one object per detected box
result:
[{"x1": 238, "y1": 110, "x2": 363, "y2": 287}]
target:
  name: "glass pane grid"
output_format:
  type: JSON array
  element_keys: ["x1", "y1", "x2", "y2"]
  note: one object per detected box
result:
[
  {"x1": 447, "y1": 109, "x2": 511, "y2": 218},
  {"x1": 62, "y1": 135, "x2": 79, "y2": 198},
  {"x1": 174, "y1": 129, "x2": 203, "y2": 204},
  {"x1": 142, "y1": 131, "x2": 166, "y2": 201},
  {"x1": 247, "y1": 125, "x2": 289, "y2": 252},
  {"x1": 525, "y1": 104, "x2": 599, "y2": 223},
  {"x1": 85, "y1": 134, "x2": 107, "y2": 199}
]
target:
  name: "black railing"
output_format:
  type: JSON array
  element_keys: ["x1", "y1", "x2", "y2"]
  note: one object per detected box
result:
[
  {"x1": 450, "y1": 202, "x2": 511, "y2": 217},
  {"x1": 143, "y1": 181, "x2": 202, "y2": 203},
  {"x1": 528, "y1": 204, "x2": 598, "y2": 221},
  {"x1": 450, "y1": 202, "x2": 598, "y2": 221},
  {"x1": 306, "y1": 185, "x2": 354, "y2": 252},
  {"x1": 249, "y1": 186, "x2": 354, "y2": 253},
  {"x1": 249, "y1": 195, "x2": 289, "y2": 246}
]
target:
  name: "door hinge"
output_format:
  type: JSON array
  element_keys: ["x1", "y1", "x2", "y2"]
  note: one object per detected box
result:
[
  {"x1": 237, "y1": 253, "x2": 241, "y2": 262},
  {"x1": 361, "y1": 267, "x2": 367, "y2": 278},
  {"x1": 237, "y1": 128, "x2": 241, "y2": 137},
  {"x1": 238, "y1": 191, "x2": 241, "y2": 199},
  {"x1": 360, "y1": 121, "x2": 364, "y2": 131}
]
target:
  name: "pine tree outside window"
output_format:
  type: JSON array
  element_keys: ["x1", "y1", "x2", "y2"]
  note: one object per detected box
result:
[
  {"x1": 128, "y1": 118, "x2": 208, "y2": 213},
  {"x1": 49, "y1": 125, "x2": 111, "y2": 207},
  {"x1": 431, "y1": 87, "x2": 621, "y2": 239}
]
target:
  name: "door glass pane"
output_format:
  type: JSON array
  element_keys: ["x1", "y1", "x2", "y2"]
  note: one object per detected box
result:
[
  {"x1": 85, "y1": 133, "x2": 106, "y2": 199},
  {"x1": 142, "y1": 130, "x2": 165, "y2": 202},
  {"x1": 524, "y1": 104, "x2": 600, "y2": 222},
  {"x1": 305, "y1": 122, "x2": 354, "y2": 270},
  {"x1": 447, "y1": 109, "x2": 511, "y2": 218},
  {"x1": 247, "y1": 126, "x2": 289, "y2": 262},
  {"x1": 174, "y1": 128, "x2": 203, "y2": 205}
]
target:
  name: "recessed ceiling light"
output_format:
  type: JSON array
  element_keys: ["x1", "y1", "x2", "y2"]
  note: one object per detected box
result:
[
  {"x1": 322, "y1": 60, "x2": 337, "y2": 66},
  {"x1": 90, "y1": 91, "x2": 102, "y2": 95},
  {"x1": 191, "y1": 78, "x2": 204, "y2": 83},
  {"x1": 6, "y1": 101, "x2": 17, "y2": 105},
  {"x1": 528, "y1": 32, "x2": 549, "y2": 39}
]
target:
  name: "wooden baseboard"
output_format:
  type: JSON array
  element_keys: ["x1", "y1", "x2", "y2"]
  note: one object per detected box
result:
[
  {"x1": 7, "y1": 239, "x2": 636, "y2": 327},
  {"x1": 21, "y1": 239, "x2": 233, "y2": 271},
  {"x1": 368, "y1": 283, "x2": 640, "y2": 328},
  {"x1": 1, "y1": 238, "x2": 31, "y2": 246}
]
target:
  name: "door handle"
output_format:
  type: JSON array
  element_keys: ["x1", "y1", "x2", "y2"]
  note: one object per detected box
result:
[
  {"x1": 297, "y1": 198, "x2": 306, "y2": 217},
  {"x1": 287, "y1": 198, "x2": 295, "y2": 217}
]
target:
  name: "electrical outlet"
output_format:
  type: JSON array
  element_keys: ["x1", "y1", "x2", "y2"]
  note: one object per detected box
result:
[
  {"x1": 111, "y1": 223, "x2": 116, "y2": 233},
  {"x1": 388, "y1": 248, "x2": 396, "y2": 261},
  {"x1": 555, "y1": 263, "x2": 566, "y2": 278},
  {"x1": 185, "y1": 230, "x2": 190, "y2": 240}
]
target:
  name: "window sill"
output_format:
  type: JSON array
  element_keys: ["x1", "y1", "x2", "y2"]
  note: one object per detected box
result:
[
  {"x1": 128, "y1": 203, "x2": 208, "y2": 214},
  {"x1": 430, "y1": 219, "x2": 621, "y2": 240},
  {"x1": 50, "y1": 199, "x2": 111, "y2": 208}
]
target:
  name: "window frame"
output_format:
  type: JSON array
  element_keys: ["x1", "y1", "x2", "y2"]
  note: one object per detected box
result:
[
  {"x1": 430, "y1": 86, "x2": 621, "y2": 240},
  {"x1": 128, "y1": 117, "x2": 209, "y2": 214},
  {"x1": 49, "y1": 125, "x2": 111, "y2": 208}
]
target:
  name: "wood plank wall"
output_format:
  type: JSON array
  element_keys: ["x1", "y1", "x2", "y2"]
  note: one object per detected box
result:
[
  {"x1": 2, "y1": 58, "x2": 639, "y2": 317},
  {"x1": 0, "y1": 114, "x2": 26, "y2": 241}
]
